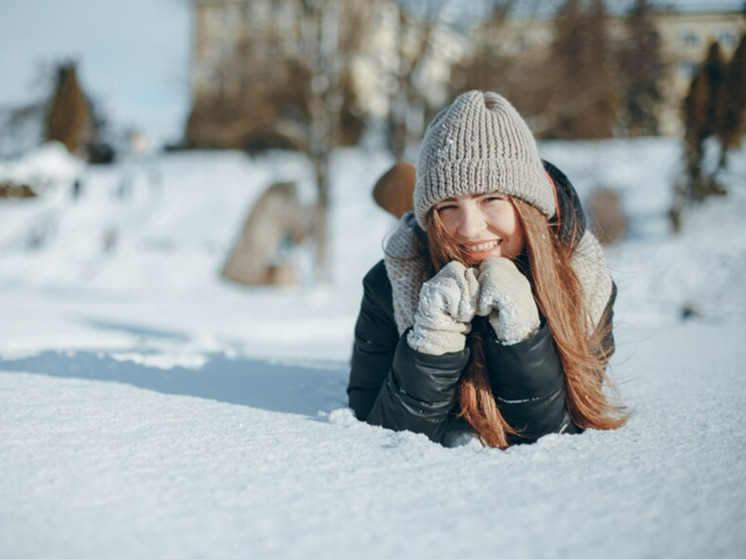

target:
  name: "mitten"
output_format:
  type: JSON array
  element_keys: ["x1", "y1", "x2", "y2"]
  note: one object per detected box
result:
[
  {"x1": 477, "y1": 257, "x2": 540, "y2": 345},
  {"x1": 407, "y1": 261, "x2": 480, "y2": 355}
]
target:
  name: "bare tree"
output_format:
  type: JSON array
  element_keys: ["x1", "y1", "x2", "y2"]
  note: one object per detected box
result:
[
  {"x1": 185, "y1": 0, "x2": 374, "y2": 281},
  {"x1": 302, "y1": 0, "x2": 342, "y2": 282},
  {"x1": 185, "y1": 2, "x2": 311, "y2": 150},
  {"x1": 296, "y1": 0, "x2": 373, "y2": 281},
  {"x1": 384, "y1": 0, "x2": 450, "y2": 161}
]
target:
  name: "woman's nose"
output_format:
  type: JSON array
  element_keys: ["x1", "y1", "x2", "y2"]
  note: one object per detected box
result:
[{"x1": 457, "y1": 204, "x2": 486, "y2": 238}]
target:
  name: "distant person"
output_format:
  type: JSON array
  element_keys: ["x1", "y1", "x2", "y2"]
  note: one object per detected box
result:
[
  {"x1": 71, "y1": 178, "x2": 83, "y2": 199},
  {"x1": 347, "y1": 91, "x2": 628, "y2": 448},
  {"x1": 102, "y1": 228, "x2": 118, "y2": 253}
]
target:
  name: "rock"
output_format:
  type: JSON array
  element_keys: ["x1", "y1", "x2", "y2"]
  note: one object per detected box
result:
[
  {"x1": 222, "y1": 181, "x2": 310, "y2": 286},
  {"x1": 372, "y1": 162, "x2": 415, "y2": 218},
  {"x1": 588, "y1": 186, "x2": 627, "y2": 245},
  {"x1": 0, "y1": 180, "x2": 36, "y2": 199}
]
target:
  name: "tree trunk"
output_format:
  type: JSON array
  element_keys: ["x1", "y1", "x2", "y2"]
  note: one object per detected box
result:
[{"x1": 313, "y1": 157, "x2": 331, "y2": 283}]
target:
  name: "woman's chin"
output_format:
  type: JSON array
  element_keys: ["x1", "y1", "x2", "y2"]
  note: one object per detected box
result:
[{"x1": 463, "y1": 249, "x2": 502, "y2": 266}]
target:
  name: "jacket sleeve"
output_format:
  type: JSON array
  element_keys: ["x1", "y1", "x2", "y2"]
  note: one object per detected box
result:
[
  {"x1": 483, "y1": 283, "x2": 617, "y2": 444},
  {"x1": 347, "y1": 261, "x2": 400, "y2": 421},
  {"x1": 347, "y1": 261, "x2": 469, "y2": 443},
  {"x1": 365, "y1": 335, "x2": 468, "y2": 442},
  {"x1": 483, "y1": 320, "x2": 576, "y2": 445}
]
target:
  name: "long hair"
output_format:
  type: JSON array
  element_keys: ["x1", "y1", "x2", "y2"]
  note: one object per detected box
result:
[{"x1": 425, "y1": 198, "x2": 628, "y2": 448}]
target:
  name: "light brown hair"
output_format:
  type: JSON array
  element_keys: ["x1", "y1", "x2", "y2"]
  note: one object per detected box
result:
[{"x1": 426, "y1": 198, "x2": 628, "y2": 448}]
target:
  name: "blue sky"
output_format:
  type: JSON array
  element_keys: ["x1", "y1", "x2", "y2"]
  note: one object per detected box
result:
[{"x1": 0, "y1": 0, "x2": 191, "y2": 144}]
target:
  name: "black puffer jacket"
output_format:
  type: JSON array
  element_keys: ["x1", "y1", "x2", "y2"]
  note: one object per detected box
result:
[{"x1": 347, "y1": 161, "x2": 616, "y2": 446}]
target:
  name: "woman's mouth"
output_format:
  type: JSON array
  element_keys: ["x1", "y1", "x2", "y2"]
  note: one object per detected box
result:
[{"x1": 462, "y1": 239, "x2": 501, "y2": 253}]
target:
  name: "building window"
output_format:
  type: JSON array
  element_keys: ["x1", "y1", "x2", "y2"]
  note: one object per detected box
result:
[
  {"x1": 717, "y1": 30, "x2": 738, "y2": 48},
  {"x1": 680, "y1": 30, "x2": 698, "y2": 46}
]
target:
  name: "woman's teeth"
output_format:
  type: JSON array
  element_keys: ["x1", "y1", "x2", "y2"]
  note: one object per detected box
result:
[{"x1": 464, "y1": 240, "x2": 500, "y2": 252}]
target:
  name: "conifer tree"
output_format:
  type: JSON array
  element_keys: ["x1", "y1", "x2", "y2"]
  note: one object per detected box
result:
[
  {"x1": 717, "y1": 33, "x2": 746, "y2": 167},
  {"x1": 45, "y1": 61, "x2": 91, "y2": 155},
  {"x1": 674, "y1": 40, "x2": 729, "y2": 230},
  {"x1": 617, "y1": 0, "x2": 664, "y2": 136},
  {"x1": 682, "y1": 41, "x2": 727, "y2": 200},
  {"x1": 548, "y1": 0, "x2": 618, "y2": 139}
]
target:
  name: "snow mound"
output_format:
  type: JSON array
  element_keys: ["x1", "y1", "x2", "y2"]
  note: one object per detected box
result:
[{"x1": 0, "y1": 141, "x2": 86, "y2": 186}]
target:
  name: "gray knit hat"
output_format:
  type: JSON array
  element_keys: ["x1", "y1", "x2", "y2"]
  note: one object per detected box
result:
[{"x1": 414, "y1": 90, "x2": 555, "y2": 229}]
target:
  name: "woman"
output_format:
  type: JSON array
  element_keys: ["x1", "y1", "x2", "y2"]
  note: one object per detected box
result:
[{"x1": 348, "y1": 91, "x2": 628, "y2": 448}]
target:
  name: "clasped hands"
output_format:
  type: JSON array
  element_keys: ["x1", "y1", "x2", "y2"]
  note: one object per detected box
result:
[{"x1": 407, "y1": 258, "x2": 540, "y2": 355}]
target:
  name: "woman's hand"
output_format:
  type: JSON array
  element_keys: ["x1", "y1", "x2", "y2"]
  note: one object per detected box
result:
[
  {"x1": 407, "y1": 261, "x2": 480, "y2": 355},
  {"x1": 477, "y1": 258, "x2": 540, "y2": 345}
]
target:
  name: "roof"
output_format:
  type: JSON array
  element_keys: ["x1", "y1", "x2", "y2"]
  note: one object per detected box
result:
[{"x1": 439, "y1": 0, "x2": 745, "y2": 25}]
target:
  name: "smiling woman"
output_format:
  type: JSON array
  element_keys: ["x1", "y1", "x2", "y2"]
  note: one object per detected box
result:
[
  {"x1": 432, "y1": 192, "x2": 526, "y2": 264},
  {"x1": 347, "y1": 90, "x2": 628, "y2": 449}
]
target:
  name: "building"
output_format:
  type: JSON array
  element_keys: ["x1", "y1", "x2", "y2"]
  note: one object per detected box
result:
[
  {"x1": 187, "y1": 0, "x2": 466, "y2": 149},
  {"x1": 483, "y1": 0, "x2": 745, "y2": 135},
  {"x1": 188, "y1": 1, "x2": 745, "y2": 144}
]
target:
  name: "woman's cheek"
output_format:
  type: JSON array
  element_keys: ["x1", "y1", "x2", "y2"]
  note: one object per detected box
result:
[{"x1": 441, "y1": 214, "x2": 460, "y2": 238}]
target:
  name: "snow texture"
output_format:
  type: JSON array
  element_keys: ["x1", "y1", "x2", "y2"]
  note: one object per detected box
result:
[{"x1": 1, "y1": 138, "x2": 745, "y2": 558}]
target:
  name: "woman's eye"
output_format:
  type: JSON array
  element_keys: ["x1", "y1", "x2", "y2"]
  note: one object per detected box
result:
[
  {"x1": 483, "y1": 196, "x2": 504, "y2": 203},
  {"x1": 436, "y1": 204, "x2": 457, "y2": 213}
]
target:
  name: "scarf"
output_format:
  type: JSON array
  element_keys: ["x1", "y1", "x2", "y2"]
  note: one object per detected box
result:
[{"x1": 383, "y1": 212, "x2": 613, "y2": 336}]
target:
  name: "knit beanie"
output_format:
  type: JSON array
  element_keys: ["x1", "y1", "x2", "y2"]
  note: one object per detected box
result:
[{"x1": 414, "y1": 90, "x2": 555, "y2": 229}]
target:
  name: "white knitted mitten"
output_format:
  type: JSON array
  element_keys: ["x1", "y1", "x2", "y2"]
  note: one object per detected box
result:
[
  {"x1": 477, "y1": 258, "x2": 540, "y2": 345},
  {"x1": 407, "y1": 261, "x2": 480, "y2": 355}
]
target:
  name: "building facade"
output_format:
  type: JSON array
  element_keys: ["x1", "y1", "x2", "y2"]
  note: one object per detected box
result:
[
  {"x1": 187, "y1": 0, "x2": 465, "y2": 149},
  {"x1": 483, "y1": 1, "x2": 745, "y2": 135},
  {"x1": 188, "y1": 0, "x2": 745, "y2": 144}
]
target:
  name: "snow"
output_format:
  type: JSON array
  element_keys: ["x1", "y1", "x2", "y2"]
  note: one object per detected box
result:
[{"x1": 1, "y1": 138, "x2": 745, "y2": 558}]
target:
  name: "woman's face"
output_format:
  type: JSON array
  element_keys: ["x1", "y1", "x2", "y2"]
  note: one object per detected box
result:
[{"x1": 434, "y1": 193, "x2": 525, "y2": 263}]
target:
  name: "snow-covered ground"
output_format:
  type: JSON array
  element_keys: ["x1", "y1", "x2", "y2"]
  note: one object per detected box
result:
[{"x1": 1, "y1": 139, "x2": 744, "y2": 558}]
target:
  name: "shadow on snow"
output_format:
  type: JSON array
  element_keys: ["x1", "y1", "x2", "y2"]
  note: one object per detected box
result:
[{"x1": 0, "y1": 350, "x2": 350, "y2": 418}]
